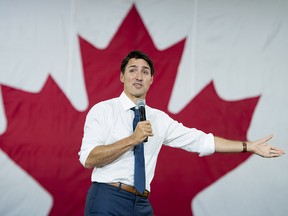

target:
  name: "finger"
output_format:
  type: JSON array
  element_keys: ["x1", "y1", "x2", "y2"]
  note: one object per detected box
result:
[
  {"x1": 271, "y1": 145, "x2": 285, "y2": 152},
  {"x1": 146, "y1": 120, "x2": 151, "y2": 124},
  {"x1": 271, "y1": 147, "x2": 283, "y2": 152},
  {"x1": 270, "y1": 152, "x2": 283, "y2": 158},
  {"x1": 271, "y1": 148, "x2": 285, "y2": 155},
  {"x1": 138, "y1": 121, "x2": 151, "y2": 127},
  {"x1": 264, "y1": 134, "x2": 273, "y2": 142},
  {"x1": 269, "y1": 148, "x2": 285, "y2": 157},
  {"x1": 145, "y1": 128, "x2": 153, "y2": 136},
  {"x1": 257, "y1": 134, "x2": 273, "y2": 143}
]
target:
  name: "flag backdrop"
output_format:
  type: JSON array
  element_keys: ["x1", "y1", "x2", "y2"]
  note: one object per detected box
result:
[{"x1": 0, "y1": 0, "x2": 288, "y2": 215}]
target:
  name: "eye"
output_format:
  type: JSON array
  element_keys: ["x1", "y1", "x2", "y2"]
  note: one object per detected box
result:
[{"x1": 143, "y1": 70, "x2": 150, "y2": 75}]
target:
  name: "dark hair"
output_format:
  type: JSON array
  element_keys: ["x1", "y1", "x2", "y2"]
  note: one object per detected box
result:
[{"x1": 120, "y1": 50, "x2": 154, "y2": 76}]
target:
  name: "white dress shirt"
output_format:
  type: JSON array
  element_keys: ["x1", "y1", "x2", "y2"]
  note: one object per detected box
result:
[{"x1": 79, "y1": 92, "x2": 215, "y2": 191}]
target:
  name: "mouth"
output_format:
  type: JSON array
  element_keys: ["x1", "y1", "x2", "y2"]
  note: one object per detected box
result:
[{"x1": 133, "y1": 83, "x2": 143, "y2": 88}]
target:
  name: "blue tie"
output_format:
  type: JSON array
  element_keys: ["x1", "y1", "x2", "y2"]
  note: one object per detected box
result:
[{"x1": 131, "y1": 107, "x2": 146, "y2": 193}]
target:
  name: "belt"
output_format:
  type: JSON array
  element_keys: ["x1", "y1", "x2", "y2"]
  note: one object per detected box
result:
[{"x1": 109, "y1": 182, "x2": 150, "y2": 198}]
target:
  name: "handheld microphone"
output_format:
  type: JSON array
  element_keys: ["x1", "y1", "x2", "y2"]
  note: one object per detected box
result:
[{"x1": 137, "y1": 99, "x2": 148, "y2": 142}]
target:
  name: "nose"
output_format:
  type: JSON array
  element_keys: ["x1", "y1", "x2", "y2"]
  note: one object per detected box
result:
[{"x1": 135, "y1": 70, "x2": 143, "y2": 80}]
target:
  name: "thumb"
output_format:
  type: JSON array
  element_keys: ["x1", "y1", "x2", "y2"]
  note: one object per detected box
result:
[{"x1": 257, "y1": 134, "x2": 273, "y2": 143}]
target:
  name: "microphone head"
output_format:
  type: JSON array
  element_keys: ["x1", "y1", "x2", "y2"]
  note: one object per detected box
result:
[{"x1": 137, "y1": 99, "x2": 146, "y2": 108}]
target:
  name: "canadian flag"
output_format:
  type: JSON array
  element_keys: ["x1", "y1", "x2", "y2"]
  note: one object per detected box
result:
[{"x1": 0, "y1": 1, "x2": 287, "y2": 216}]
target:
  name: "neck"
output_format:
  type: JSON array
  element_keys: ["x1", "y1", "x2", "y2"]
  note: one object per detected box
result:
[{"x1": 124, "y1": 92, "x2": 146, "y2": 105}]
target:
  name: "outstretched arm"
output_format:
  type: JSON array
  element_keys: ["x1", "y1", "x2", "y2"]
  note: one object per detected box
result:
[{"x1": 214, "y1": 135, "x2": 285, "y2": 158}]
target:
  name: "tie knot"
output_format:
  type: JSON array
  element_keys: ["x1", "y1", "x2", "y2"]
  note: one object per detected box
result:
[{"x1": 131, "y1": 107, "x2": 139, "y2": 116}]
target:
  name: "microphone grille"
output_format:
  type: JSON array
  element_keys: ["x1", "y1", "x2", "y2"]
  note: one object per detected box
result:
[{"x1": 137, "y1": 99, "x2": 146, "y2": 107}]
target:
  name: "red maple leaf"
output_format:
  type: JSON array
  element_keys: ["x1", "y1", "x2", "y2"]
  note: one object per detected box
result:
[
  {"x1": 0, "y1": 6, "x2": 259, "y2": 216},
  {"x1": 148, "y1": 82, "x2": 259, "y2": 215}
]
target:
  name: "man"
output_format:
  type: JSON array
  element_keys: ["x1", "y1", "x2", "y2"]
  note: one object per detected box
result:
[{"x1": 79, "y1": 50, "x2": 285, "y2": 216}]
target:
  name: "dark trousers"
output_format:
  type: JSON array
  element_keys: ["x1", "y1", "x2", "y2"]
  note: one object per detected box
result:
[{"x1": 84, "y1": 182, "x2": 153, "y2": 216}]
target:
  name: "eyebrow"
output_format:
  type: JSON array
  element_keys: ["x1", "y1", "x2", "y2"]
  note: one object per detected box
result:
[{"x1": 128, "y1": 65, "x2": 151, "y2": 71}]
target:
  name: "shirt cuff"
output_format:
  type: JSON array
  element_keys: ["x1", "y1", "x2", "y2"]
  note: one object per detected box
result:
[
  {"x1": 78, "y1": 146, "x2": 94, "y2": 167},
  {"x1": 199, "y1": 133, "x2": 215, "y2": 157}
]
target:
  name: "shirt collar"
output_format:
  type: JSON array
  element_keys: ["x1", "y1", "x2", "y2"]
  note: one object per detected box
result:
[
  {"x1": 119, "y1": 92, "x2": 147, "y2": 111},
  {"x1": 119, "y1": 92, "x2": 137, "y2": 111}
]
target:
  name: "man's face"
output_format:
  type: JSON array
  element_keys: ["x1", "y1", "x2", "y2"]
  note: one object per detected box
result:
[{"x1": 120, "y1": 58, "x2": 153, "y2": 102}]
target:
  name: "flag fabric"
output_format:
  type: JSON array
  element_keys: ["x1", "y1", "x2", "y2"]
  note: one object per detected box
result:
[{"x1": 0, "y1": 1, "x2": 287, "y2": 215}]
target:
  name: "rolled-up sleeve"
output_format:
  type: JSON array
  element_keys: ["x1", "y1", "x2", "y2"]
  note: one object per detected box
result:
[
  {"x1": 163, "y1": 114, "x2": 215, "y2": 156},
  {"x1": 78, "y1": 104, "x2": 107, "y2": 167},
  {"x1": 198, "y1": 132, "x2": 215, "y2": 156}
]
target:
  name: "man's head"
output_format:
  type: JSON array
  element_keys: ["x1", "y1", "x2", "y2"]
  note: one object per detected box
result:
[
  {"x1": 120, "y1": 50, "x2": 154, "y2": 103},
  {"x1": 120, "y1": 50, "x2": 154, "y2": 76}
]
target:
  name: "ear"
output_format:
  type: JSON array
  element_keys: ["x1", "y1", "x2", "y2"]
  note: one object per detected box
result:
[
  {"x1": 120, "y1": 72, "x2": 124, "y2": 83},
  {"x1": 150, "y1": 76, "x2": 154, "y2": 85}
]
